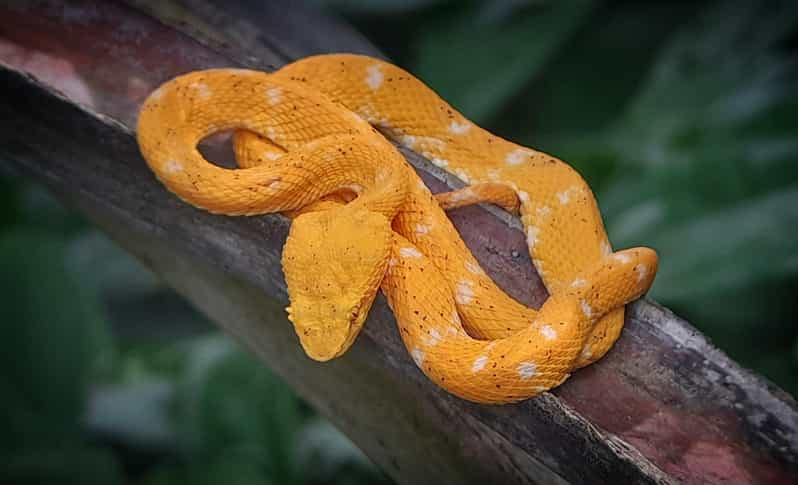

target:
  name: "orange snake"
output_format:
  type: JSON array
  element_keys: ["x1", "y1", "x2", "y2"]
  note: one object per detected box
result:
[{"x1": 136, "y1": 54, "x2": 658, "y2": 404}]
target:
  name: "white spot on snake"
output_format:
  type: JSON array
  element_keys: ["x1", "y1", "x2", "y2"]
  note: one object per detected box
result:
[
  {"x1": 366, "y1": 64, "x2": 384, "y2": 90},
  {"x1": 487, "y1": 169, "x2": 502, "y2": 181},
  {"x1": 401, "y1": 134, "x2": 417, "y2": 148},
  {"x1": 190, "y1": 82, "x2": 211, "y2": 100},
  {"x1": 465, "y1": 260, "x2": 483, "y2": 275},
  {"x1": 454, "y1": 169, "x2": 470, "y2": 184},
  {"x1": 375, "y1": 119, "x2": 392, "y2": 131},
  {"x1": 415, "y1": 223, "x2": 431, "y2": 235},
  {"x1": 517, "y1": 362, "x2": 538, "y2": 380},
  {"x1": 570, "y1": 277, "x2": 587, "y2": 288},
  {"x1": 225, "y1": 69, "x2": 257, "y2": 76},
  {"x1": 264, "y1": 152, "x2": 282, "y2": 161},
  {"x1": 417, "y1": 179, "x2": 429, "y2": 191},
  {"x1": 580, "y1": 299, "x2": 593, "y2": 318},
  {"x1": 375, "y1": 170, "x2": 390, "y2": 185},
  {"x1": 267, "y1": 180, "x2": 282, "y2": 190},
  {"x1": 613, "y1": 253, "x2": 632, "y2": 264},
  {"x1": 149, "y1": 86, "x2": 165, "y2": 101},
  {"x1": 635, "y1": 264, "x2": 649, "y2": 282},
  {"x1": 540, "y1": 325, "x2": 557, "y2": 341},
  {"x1": 451, "y1": 310, "x2": 461, "y2": 325},
  {"x1": 580, "y1": 346, "x2": 593, "y2": 360},
  {"x1": 601, "y1": 240, "x2": 612, "y2": 256},
  {"x1": 357, "y1": 104, "x2": 380, "y2": 123},
  {"x1": 266, "y1": 87, "x2": 282, "y2": 105},
  {"x1": 472, "y1": 356, "x2": 489, "y2": 373},
  {"x1": 455, "y1": 279, "x2": 475, "y2": 305},
  {"x1": 532, "y1": 258, "x2": 546, "y2": 280},
  {"x1": 448, "y1": 120, "x2": 471, "y2": 135},
  {"x1": 388, "y1": 257, "x2": 398, "y2": 268},
  {"x1": 349, "y1": 111, "x2": 367, "y2": 125},
  {"x1": 266, "y1": 127, "x2": 280, "y2": 141},
  {"x1": 424, "y1": 328, "x2": 442, "y2": 347},
  {"x1": 526, "y1": 226, "x2": 540, "y2": 248},
  {"x1": 449, "y1": 188, "x2": 474, "y2": 203},
  {"x1": 322, "y1": 150, "x2": 337, "y2": 162},
  {"x1": 400, "y1": 247, "x2": 422, "y2": 258},
  {"x1": 164, "y1": 159, "x2": 183, "y2": 173},
  {"x1": 518, "y1": 191, "x2": 530, "y2": 204},
  {"x1": 556, "y1": 186, "x2": 578, "y2": 204},
  {"x1": 505, "y1": 148, "x2": 534, "y2": 166},
  {"x1": 417, "y1": 137, "x2": 446, "y2": 152},
  {"x1": 342, "y1": 183, "x2": 364, "y2": 194},
  {"x1": 411, "y1": 347, "x2": 425, "y2": 366},
  {"x1": 536, "y1": 205, "x2": 551, "y2": 220},
  {"x1": 431, "y1": 158, "x2": 449, "y2": 168}
]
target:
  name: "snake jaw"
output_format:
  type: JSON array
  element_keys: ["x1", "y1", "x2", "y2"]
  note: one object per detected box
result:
[
  {"x1": 284, "y1": 299, "x2": 365, "y2": 362},
  {"x1": 282, "y1": 205, "x2": 392, "y2": 362},
  {"x1": 283, "y1": 291, "x2": 371, "y2": 362}
]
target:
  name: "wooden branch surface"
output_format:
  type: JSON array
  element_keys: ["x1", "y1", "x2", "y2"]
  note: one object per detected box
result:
[{"x1": 0, "y1": 1, "x2": 796, "y2": 483}]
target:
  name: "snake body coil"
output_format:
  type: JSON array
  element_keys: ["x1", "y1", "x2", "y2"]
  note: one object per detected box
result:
[{"x1": 137, "y1": 54, "x2": 658, "y2": 404}]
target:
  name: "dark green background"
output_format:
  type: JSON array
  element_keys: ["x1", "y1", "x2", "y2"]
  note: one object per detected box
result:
[{"x1": 2, "y1": 1, "x2": 796, "y2": 483}]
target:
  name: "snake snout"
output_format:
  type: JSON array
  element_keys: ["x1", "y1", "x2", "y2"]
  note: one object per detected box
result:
[{"x1": 286, "y1": 301, "x2": 363, "y2": 361}]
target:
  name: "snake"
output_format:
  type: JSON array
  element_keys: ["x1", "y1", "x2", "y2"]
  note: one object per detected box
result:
[{"x1": 136, "y1": 54, "x2": 658, "y2": 404}]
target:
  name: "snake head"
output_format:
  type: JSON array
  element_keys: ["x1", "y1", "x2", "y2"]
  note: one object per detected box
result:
[{"x1": 282, "y1": 205, "x2": 393, "y2": 361}]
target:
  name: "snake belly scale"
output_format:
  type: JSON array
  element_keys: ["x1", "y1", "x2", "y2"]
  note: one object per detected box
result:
[{"x1": 137, "y1": 54, "x2": 658, "y2": 404}]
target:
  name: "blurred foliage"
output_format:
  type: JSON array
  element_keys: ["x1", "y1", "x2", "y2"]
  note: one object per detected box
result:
[
  {"x1": 0, "y1": 184, "x2": 390, "y2": 485},
  {"x1": 2, "y1": 0, "x2": 797, "y2": 483}
]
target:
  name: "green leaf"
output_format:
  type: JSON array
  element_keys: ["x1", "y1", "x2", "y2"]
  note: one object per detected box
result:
[
  {"x1": 86, "y1": 380, "x2": 176, "y2": 450},
  {"x1": 0, "y1": 229, "x2": 111, "y2": 451},
  {"x1": 66, "y1": 231, "x2": 213, "y2": 345},
  {"x1": 175, "y1": 337, "x2": 304, "y2": 481},
  {"x1": 142, "y1": 453, "x2": 279, "y2": 485},
  {"x1": 637, "y1": 185, "x2": 798, "y2": 301},
  {"x1": 606, "y1": 1, "x2": 798, "y2": 174},
  {"x1": 15, "y1": 183, "x2": 89, "y2": 237},
  {"x1": 501, "y1": 2, "x2": 700, "y2": 160},
  {"x1": 295, "y1": 418, "x2": 382, "y2": 483},
  {"x1": 0, "y1": 173, "x2": 22, "y2": 230},
  {"x1": 414, "y1": 0, "x2": 595, "y2": 122},
  {"x1": 2, "y1": 446, "x2": 123, "y2": 485}
]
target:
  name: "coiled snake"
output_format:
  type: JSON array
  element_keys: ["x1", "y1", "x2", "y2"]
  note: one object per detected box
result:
[{"x1": 136, "y1": 54, "x2": 658, "y2": 404}]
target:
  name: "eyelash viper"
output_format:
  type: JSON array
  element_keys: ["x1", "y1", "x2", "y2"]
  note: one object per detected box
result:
[{"x1": 136, "y1": 54, "x2": 658, "y2": 404}]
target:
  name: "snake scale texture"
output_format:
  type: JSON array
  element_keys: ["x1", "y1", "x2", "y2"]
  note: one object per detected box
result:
[{"x1": 137, "y1": 54, "x2": 658, "y2": 404}]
